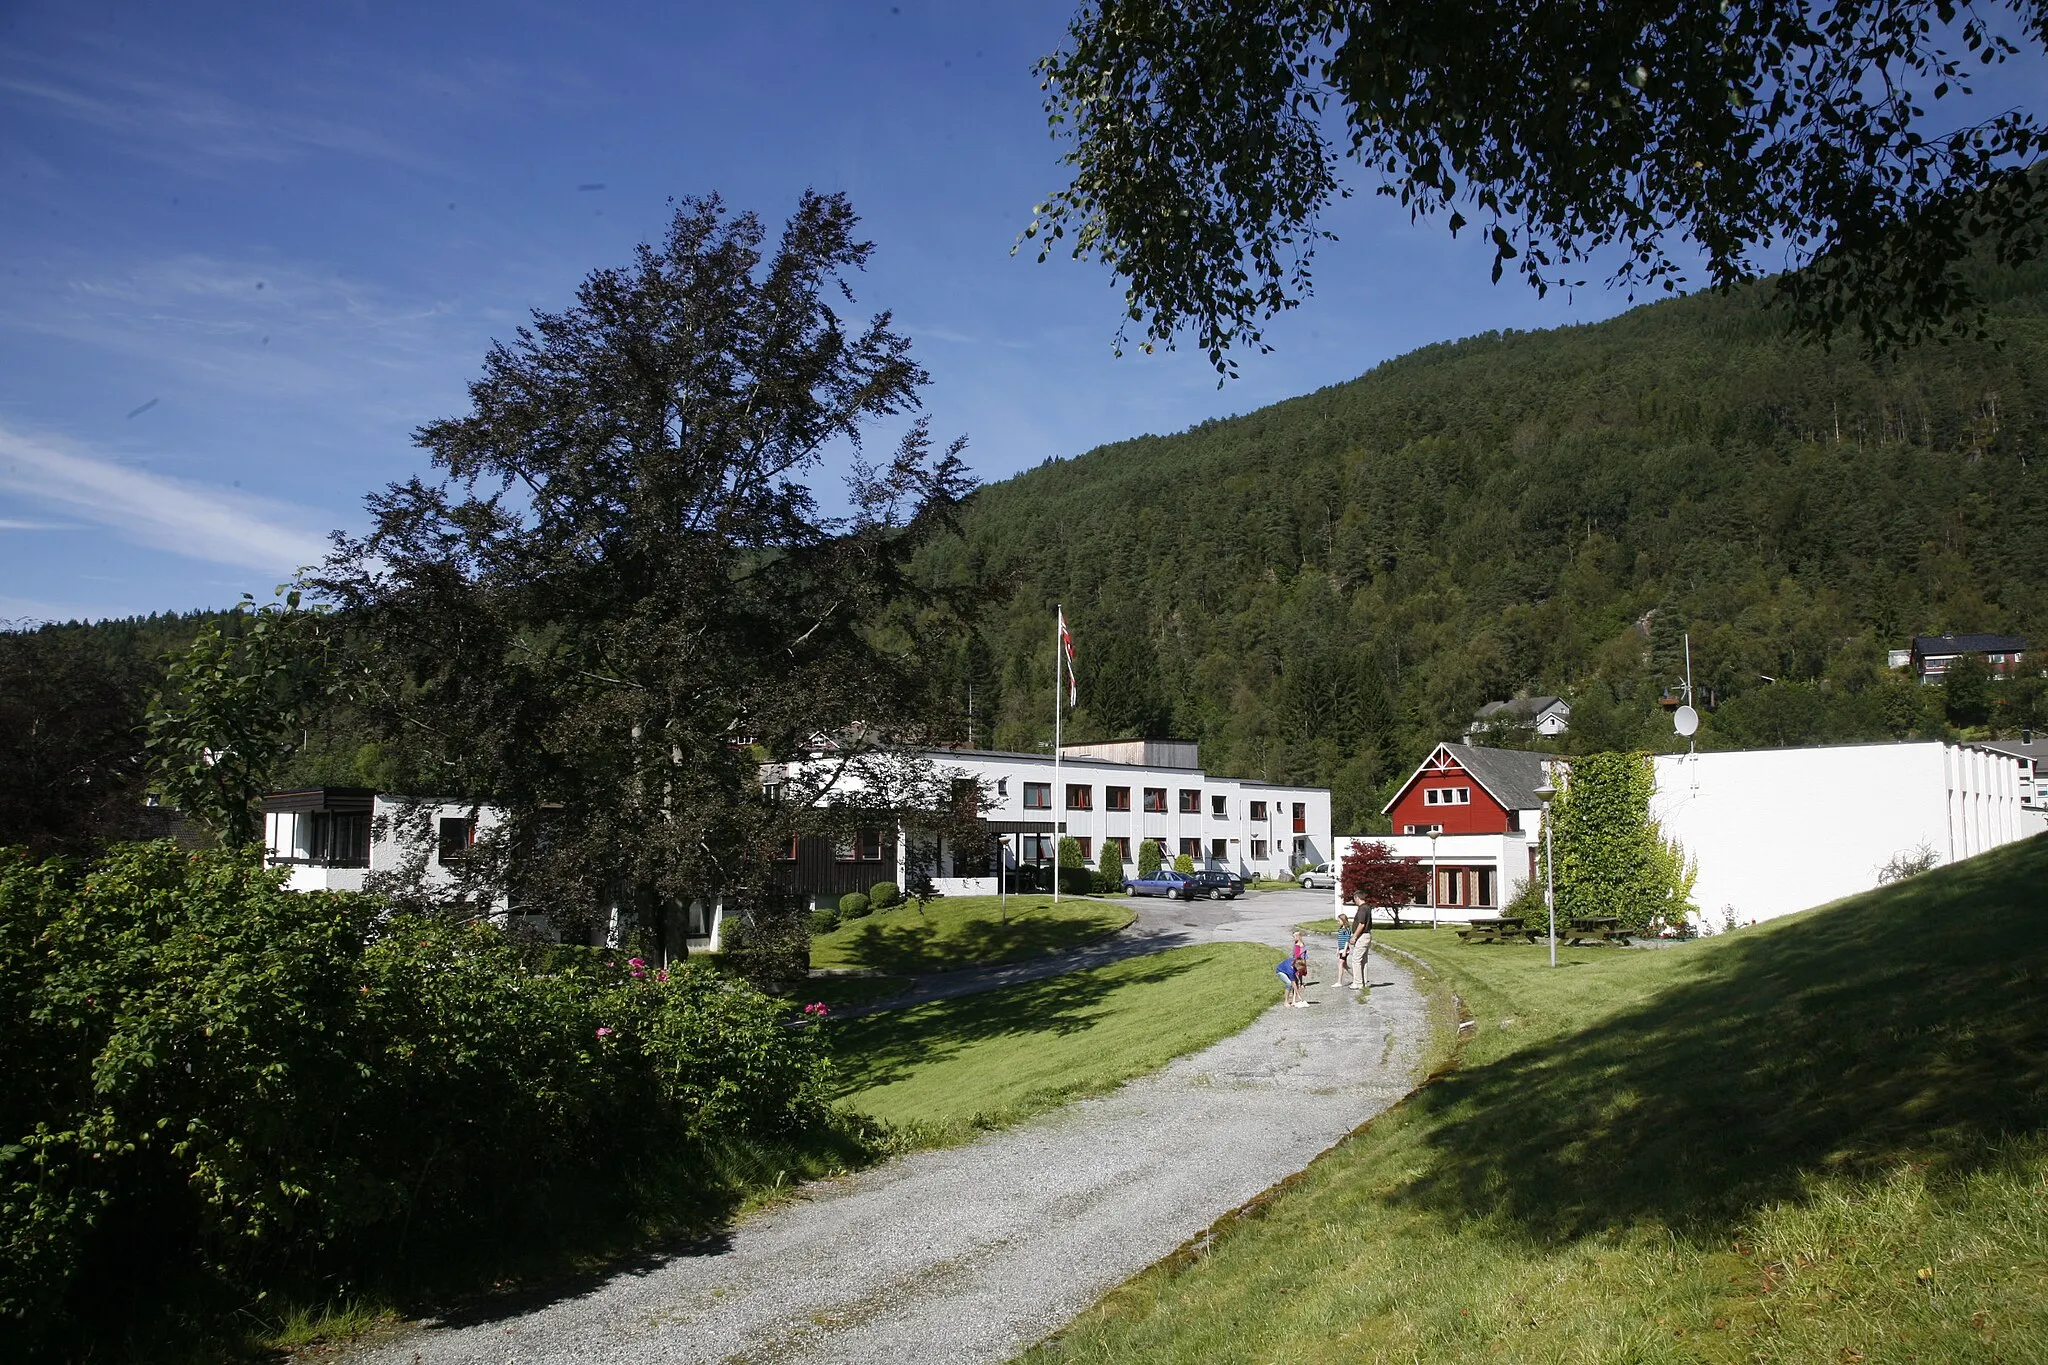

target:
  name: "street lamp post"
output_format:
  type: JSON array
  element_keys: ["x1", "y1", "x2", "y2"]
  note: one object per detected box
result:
[
  {"x1": 1427, "y1": 825, "x2": 1441, "y2": 929},
  {"x1": 1534, "y1": 774, "x2": 1558, "y2": 968}
]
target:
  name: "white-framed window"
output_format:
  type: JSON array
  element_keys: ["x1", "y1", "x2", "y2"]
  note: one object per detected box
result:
[
  {"x1": 1423, "y1": 787, "x2": 1472, "y2": 806},
  {"x1": 1252, "y1": 839, "x2": 1269, "y2": 860}
]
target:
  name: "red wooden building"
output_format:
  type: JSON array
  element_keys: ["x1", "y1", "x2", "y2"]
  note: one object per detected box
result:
[{"x1": 1370, "y1": 742, "x2": 1554, "y2": 914}]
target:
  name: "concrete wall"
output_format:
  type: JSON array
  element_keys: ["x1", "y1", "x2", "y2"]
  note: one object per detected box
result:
[{"x1": 1651, "y1": 741, "x2": 2029, "y2": 925}]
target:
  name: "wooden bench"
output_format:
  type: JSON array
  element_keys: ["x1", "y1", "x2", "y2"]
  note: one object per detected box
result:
[
  {"x1": 1563, "y1": 917, "x2": 1633, "y2": 946},
  {"x1": 1457, "y1": 915, "x2": 1541, "y2": 944}
]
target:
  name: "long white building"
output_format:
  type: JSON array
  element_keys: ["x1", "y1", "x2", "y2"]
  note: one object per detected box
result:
[
  {"x1": 1649, "y1": 740, "x2": 2037, "y2": 925},
  {"x1": 768, "y1": 739, "x2": 1333, "y2": 901}
]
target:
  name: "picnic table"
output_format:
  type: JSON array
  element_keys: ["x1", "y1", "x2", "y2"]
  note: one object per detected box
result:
[
  {"x1": 1456, "y1": 915, "x2": 1543, "y2": 945},
  {"x1": 1563, "y1": 917, "x2": 1633, "y2": 946}
]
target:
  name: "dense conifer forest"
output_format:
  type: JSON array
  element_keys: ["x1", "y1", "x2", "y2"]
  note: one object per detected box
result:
[{"x1": 917, "y1": 263, "x2": 2048, "y2": 830}]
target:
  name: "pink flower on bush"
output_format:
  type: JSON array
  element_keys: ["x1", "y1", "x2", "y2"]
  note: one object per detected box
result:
[
  {"x1": 628, "y1": 956, "x2": 648, "y2": 979},
  {"x1": 655, "y1": 969, "x2": 669, "y2": 983},
  {"x1": 803, "y1": 1002, "x2": 830, "y2": 1019},
  {"x1": 596, "y1": 1026, "x2": 616, "y2": 1041}
]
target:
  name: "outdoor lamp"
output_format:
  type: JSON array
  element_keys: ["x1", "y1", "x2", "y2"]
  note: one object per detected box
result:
[{"x1": 1534, "y1": 778, "x2": 1558, "y2": 968}]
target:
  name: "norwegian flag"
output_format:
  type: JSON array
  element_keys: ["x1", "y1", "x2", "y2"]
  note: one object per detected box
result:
[{"x1": 1058, "y1": 608, "x2": 1078, "y2": 707}]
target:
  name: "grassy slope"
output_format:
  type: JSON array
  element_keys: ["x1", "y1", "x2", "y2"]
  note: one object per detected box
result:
[
  {"x1": 832, "y1": 942, "x2": 1276, "y2": 1139},
  {"x1": 811, "y1": 894, "x2": 1133, "y2": 975},
  {"x1": 1028, "y1": 836, "x2": 2048, "y2": 1364}
]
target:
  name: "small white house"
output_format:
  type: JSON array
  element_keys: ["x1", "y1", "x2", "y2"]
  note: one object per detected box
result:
[{"x1": 260, "y1": 788, "x2": 723, "y2": 952}]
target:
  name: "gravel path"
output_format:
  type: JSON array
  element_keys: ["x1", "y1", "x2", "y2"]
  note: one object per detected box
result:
[{"x1": 353, "y1": 891, "x2": 1424, "y2": 1365}]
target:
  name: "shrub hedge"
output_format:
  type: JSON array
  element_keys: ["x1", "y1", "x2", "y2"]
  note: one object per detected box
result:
[
  {"x1": 866, "y1": 881, "x2": 899, "y2": 910},
  {"x1": 0, "y1": 843, "x2": 833, "y2": 1354}
]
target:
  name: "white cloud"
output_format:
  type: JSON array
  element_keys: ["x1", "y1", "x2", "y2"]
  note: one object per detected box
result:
[
  {"x1": 0, "y1": 517, "x2": 84, "y2": 530},
  {"x1": 0, "y1": 423, "x2": 332, "y2": 574}
]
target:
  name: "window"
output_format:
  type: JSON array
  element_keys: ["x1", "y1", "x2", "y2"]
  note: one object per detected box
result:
[
  {"x1": 1249, "y1": 800, "x2": 1267, "y2": 821},
  {"x1": 776, "y1": 836, "x2": 799, "y2": 861},
  {"x1": 1438, "y1": 869, "x2": 1463, "y2": 906},
  {"x1": 1211, "y1": 794, "x2": 1228, "y2": 818},
  {"x1": 1404, "y1": 822, "x2": 1444, "y2": 836},
  {"x1": 1066, "y1": 783, "x2": 1092, "y2": 810},
  {"x1": 1292, "y1": 802, "x2": 1306, "y2": 833},
  {"x1": 1075, "y1": 836, "x2": 1093, "y2": 859},
  {"x1": 1020, "y1": 834, "x2": 1054, "y2": 862},
  {"x1": 1179, "y1": 788, "x2": 1201, "y2": 814},
  {"x1": 1179, "y1": 838, "x2": 1201, "y2": 856},
  {"x1": 1108, "y1": 835, "x2": 1130, "y2": 859},
  {"x1": 1476, "y1": 868, "x2": 1496, "y2": 907},
  {"x1": 1143, "y1": 787, "x2": 1168, "y2": 812},
  {"x1": 836, "y1": 830, "x2": 884, "y2": 862},
  {"x1": 1424, "y1": 787, "x2": 1470, "y2": 806},
  {"x1": 305, "y1": 811, "x2": 368, "y2": 866},
  {"x1": 1251, "y1": 838, "x2": 1269, "y2": 860},
  {"x1": 1023, "y1": 782, "x2": 1051, "y2": 810},
  {"x1": 997, "y1": 778, "x2": 1008, "y2": 797},
  {"x1": 1105, "y1": 785, "x2": 1131, "y2": 812},
  {"x1": 437, "y1": 816, "x2": 475, "y2": 866},
  {"x1": 1210, "y1": 838, "x2": 1228, "y2": 860}
]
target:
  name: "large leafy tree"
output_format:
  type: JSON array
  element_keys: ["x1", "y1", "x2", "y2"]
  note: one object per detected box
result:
[
  {"x1": 1029, "y1": 0, "x2": 2048, "y2": 373},
  {"x1": 317, "y1": 193, "x2": 972, "y2": 942},
  {"x1": 145, "y1": 591, "x2": 341, "y2": 846}
]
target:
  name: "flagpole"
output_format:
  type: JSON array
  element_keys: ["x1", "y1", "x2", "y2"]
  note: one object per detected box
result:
[{"x1": 1052, "y1": 604, "x2": 1062, "y2": 903}]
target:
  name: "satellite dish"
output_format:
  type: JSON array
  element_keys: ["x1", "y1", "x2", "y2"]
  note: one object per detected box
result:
[{"x1": 1674, "y1": 704, "x2": 1700, "y2": 737}]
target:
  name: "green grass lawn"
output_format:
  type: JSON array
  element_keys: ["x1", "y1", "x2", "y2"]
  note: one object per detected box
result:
[
  {"x1": 831, "y1": 941, "x2": 1276, "y2": 1140},
  {"x1": 1028, "y1": 835, "x2": 2048, "y2": 1364},
  {"x1": 810, "y1": 894, "x2": 1133, "y2": 975}
]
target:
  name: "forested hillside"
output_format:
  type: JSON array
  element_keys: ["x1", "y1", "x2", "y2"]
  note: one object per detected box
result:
[{"x1": 917, "y1": 264, "x2": 2048, "y2": 830}]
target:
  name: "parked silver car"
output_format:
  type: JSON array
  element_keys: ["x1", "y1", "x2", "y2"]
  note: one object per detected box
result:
[{"x1": 1297, "y1": 861, "x2": 1337, "y2": 890}]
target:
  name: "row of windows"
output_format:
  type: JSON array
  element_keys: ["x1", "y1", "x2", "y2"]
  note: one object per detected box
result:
[
  {"x1": 1423, "y1": 786, "x2": 1473, "y2": 806},
  {"x1": 1014, "y1": 835, "x2": 1281, "y2": 863},
  {"x1": 1018, "y1": 783, "x2": 1300, "y2": 823}
]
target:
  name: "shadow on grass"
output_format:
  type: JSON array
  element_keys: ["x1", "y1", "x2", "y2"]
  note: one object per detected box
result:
[
  {"x1": 829, "y1": 951, "x2": 1204, "y2": 1095},
  {"x1": 827, "y1": 904, "x2": 1126, "y2": 975},
  {"x1": 1393, "y1": 836, "x2": 2048, "y2": 1242}
]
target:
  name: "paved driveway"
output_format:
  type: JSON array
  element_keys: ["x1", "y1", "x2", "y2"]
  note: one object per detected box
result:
[{"x1": 351, "y1": 888, "x2": 1422, "y2": 1365}]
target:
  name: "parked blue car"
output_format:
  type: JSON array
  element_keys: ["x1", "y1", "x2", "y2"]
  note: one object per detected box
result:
[{"x1": 1124, "y1": 869, "x2": 1200, "y2": 899}]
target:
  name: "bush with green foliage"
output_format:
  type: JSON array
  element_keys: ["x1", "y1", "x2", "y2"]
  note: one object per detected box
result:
[
  {"x1": 0, "y1": 842, "x2": 831, "y2": 1352},
  {"x1": 1098, "y1": 838, "x2": 1126, "y2": 889},
  {"x1": 809, "y1": 904, "x2": 841, "y2": 934},
  {"x1": 1058, "y1": 866, "x2": 1095, "y2": 897},
  {"x1": 1137, "y1": 838, "x2": 1163, "y2": 878},
  {"x1": 1173, "y1": 853, "x2": 1196, "y2": 873},
  {"x1": 867, "y1": 881, "x2": 900, "y2": 910},
  {"x1": 1547, "y1": 753, "x2": 1699, "y2": 934},
  {"x1": 838, "y1": 891, "x2": 871, "y2": 919}
]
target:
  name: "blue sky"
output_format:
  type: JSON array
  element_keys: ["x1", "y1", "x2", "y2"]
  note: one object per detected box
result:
[{"x1": 6, "y1": 1, "x2": 2023, "y2": 623}]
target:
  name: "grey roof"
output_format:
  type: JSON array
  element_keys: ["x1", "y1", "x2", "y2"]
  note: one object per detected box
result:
[
  {"x1": 1472, "y1": 695, "x2": 1569, "y2": 723},
  {"x1": 1445, "y1": 742, "x2": 1555, "y2": 810},
  {"x1": 1969, "y1": 736, "x2": 2048, "y2": 763},
  {"x1": 1913, "y1": 633, "x2": 2028, "y2": 656}
]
